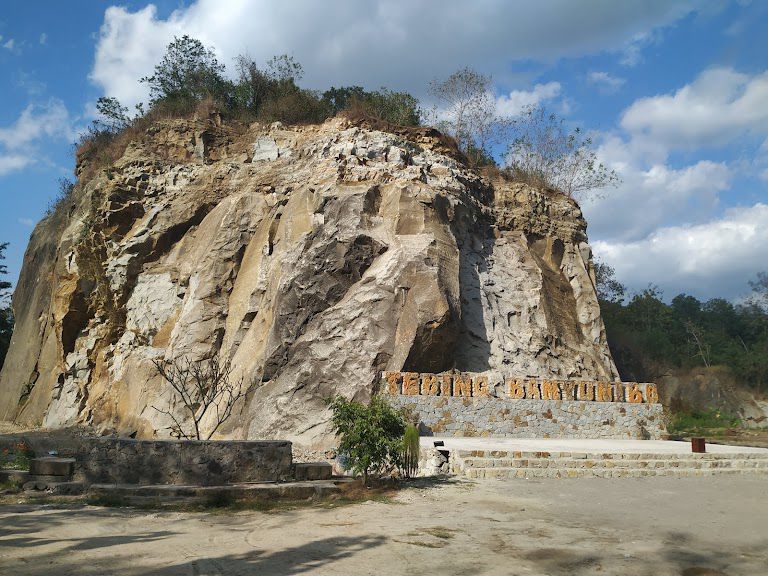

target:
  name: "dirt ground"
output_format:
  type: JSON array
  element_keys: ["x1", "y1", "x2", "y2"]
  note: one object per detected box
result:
[{"x1": 1, "y1": 476, "x2": 767, "y2": 576}]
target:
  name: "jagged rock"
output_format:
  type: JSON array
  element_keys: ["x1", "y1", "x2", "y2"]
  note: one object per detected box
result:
[{"x1": 0, "y1": 116, "x2": 617, "y2": 449}]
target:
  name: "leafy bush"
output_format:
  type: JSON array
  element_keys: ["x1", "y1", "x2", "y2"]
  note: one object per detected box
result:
[
  {"x1": 323, "y1": 86, "x2": 421, "y2": 126},
  {"x1": 328, "y1": 395, "x2": 406, "y2": 485}
]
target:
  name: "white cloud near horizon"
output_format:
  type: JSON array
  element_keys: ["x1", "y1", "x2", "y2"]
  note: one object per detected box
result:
[
  {"x1": 90, "y1": 0, "x2": 700, "y2": 108},
  {"x1": 593, "y1": 203, "x2": 768, "y2": 301}
]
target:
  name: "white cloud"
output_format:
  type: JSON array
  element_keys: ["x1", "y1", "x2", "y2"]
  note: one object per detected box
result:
[
  {"x1": 587, "y1": 71, "x2": 625, "y2": 92},
  {"x1": 17, "y1": 217, "x2": 34, "y2": 227},
  {"x1": 593, "y1": 203, "x2": 768, "y2": 300},
  {"x1": 39, "y1": 33, "x2": 47, "y2": 45},
  {"x1": 90, "y1": 0, "x2": 700, "y2": 107},
  {"x1": 583, "y1": 141, "x2": 731, "y2": 242},
  {"x1": 2, "y1": 39, "x2": 15, "y2": 51},
  {"x1": 0, "y1": 100, "x2": 74, "y2": 150},
  {"x1": 0, "y1": 155, "x2": 33, "y2": 176},
  {"x1": 495, "y1": 82, "x2": 561, "y2": 117},
  {"x1": 0, "y1": 100, "x2": 75, "y2": 177},
  {"x1": 621, "y1": 67, "x2": 768, "y2": 153}
]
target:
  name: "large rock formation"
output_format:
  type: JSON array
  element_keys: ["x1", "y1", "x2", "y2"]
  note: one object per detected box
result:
[{"x1": 0, "y1": 115, "x2": 618, "y2": 449}]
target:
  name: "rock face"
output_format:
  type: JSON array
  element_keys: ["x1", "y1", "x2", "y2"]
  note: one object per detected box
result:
[{"x1": 0, "y1": 116, "x2": 618, "y2": 449}]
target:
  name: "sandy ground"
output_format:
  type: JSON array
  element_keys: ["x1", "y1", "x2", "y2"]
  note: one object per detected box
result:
[{"x1": 1, "y1": 476, "x2": 767, "y2": 576}]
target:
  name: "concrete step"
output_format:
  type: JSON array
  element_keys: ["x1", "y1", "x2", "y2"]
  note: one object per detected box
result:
[
  {"x1": 23, "y1": 481, "x2": 86, "y2": 495},
  {"x1": 86, "y1": 480, "x2": 343, "y2": 506},
  {"x1": 453, "y1": 450, "x2": 768, "y2": 460},
  {"x1": 294, "y1": 462, "x2": 333, "y2": 481},
  {"x1": 29, "y1": 457, "x2": 75, "y2": 477},
  {"x1": 463, "y1": 466, "x2": 768, "y2": 479},
  {"x1": 457, "y1": 457, "x2": 768, "y2": 470},
  {"x1": 0, "y1": 469, "x2": 30, "y2": 484}
]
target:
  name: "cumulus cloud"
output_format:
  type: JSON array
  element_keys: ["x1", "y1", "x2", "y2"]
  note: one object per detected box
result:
[
  {"x1": 0, "y1": 100, "x2": 75, "y2": 177},
  {"x1": 621, "y1": 67, "x2": 768, "y2": 153},
  {"x1": 593, "y1": 203, "x2": 768, "y2": 300},
  {"x1": 495, "y1": 82, "x2": 561, "y2": 117},
  {"x1": 90, "y1": 0, "x2": 700, "y2": 107},
  {"x1": 583, "y1": 143, "x2": 731, "y2": 242}
]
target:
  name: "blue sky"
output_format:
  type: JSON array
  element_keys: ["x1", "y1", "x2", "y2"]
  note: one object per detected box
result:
[{"x1": 1, "y1": 0, "x2": 766, "y2": 302}]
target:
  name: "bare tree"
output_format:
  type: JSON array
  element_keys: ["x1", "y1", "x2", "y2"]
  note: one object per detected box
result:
[
  {"x1": 505, "y1": 105, "x2": 620, "y2": 199},
  {"x1": 685, "y1": 320, "x2": 711, "y2": 368},
  {"x1": 428, "y1": 67, "x2": 505, "y2": 161},
  {"x1": 152, "y1": 356, "x2": 253, "y2": 440}
]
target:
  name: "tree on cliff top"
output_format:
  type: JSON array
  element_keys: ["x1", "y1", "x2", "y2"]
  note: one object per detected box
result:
[
  {"x1": 141, "y1": 35, "x2": 227, "y2": 112},
  {"x1": 505, "y1": 105, "x2": 620, "y2": 199},
  {"x1": 427, "y1": 67, "x2": 503, "y2": 165}
]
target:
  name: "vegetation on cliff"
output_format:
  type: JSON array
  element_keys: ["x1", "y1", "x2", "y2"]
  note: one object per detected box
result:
[
  {"x1": 596, "y1": 262, "x2": 768, "y2": 394},
  {"x1": 0, "y1": 243, "x2": 11, "y2": 370}
]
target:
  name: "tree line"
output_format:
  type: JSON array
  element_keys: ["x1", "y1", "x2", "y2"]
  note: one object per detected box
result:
[{"x1": 596, "y1": 262, "x2": 768, "y2": 394}]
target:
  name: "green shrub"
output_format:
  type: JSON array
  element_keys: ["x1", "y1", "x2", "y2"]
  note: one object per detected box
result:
[
  {"x1": 328, "y1": 395, "x2": 406, "y2": 485},
  {"x1": 401, "y1": 424, "x2": 420, "y2": 478},
  {"x1": 668, "y1": 409, "x2": 741, "y2": 434}
]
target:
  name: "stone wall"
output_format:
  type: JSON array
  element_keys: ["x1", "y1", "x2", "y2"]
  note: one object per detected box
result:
[
  {"x1": 72, "y1": 439, "x2": 293, "y2": 485},
  {"x1": 383, "y1": 372, "x2": 666, "y2": 440},
  {"x1": 389, "y1": 395, "x2": 665, "y2": 439}
]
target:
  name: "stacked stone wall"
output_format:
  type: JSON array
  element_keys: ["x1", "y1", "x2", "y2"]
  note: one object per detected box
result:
[
  {"x1": 383, "y1": 372, "x2": 666, "y2": 440},
  {"x1": 71, "y1": 439, "x2": 293, "y2": 485}
]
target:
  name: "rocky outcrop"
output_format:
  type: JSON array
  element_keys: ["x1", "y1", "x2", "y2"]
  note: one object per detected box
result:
[{"x1": 0, "y1": 115, "x2": 617, "y2": 449}]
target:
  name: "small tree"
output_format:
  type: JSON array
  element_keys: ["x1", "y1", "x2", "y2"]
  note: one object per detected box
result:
[
  {"x1": 93, "y1": 96, "x2": 132, "y2": 133},
  {"x1": 506, "y1": 105, "x2": 620, "y2": 198},
  {"x1": 141, "y1": 35, "x2": 227, "y2": 110},
  {"x1": 328, "y1": 395, "x2": 406, "y2": 486},
  {"x1": 594, "y1": 259, "x2": 626, "y2": 304},
  {"x1": 428, "y1": 67, "x2": 503, "y2": 158},
  {"x1": 152, "y1": 356, "x2": 253, "y2": 440}
]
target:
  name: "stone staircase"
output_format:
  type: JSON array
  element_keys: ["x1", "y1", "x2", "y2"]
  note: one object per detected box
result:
[
  {"x1": 23, "y1": 457, "x2": 85, "y2": 494},
  {"x1": 450, "y1": 450, "x2": 768, "y2": 479}
]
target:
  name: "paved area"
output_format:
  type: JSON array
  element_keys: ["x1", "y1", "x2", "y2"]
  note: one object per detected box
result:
[
  {"x1": 2, "y1": 476, "x2": 767, "y2": 575},
  {"x1": 422, "y1": 436, "x2": 768, "y2": 454}
]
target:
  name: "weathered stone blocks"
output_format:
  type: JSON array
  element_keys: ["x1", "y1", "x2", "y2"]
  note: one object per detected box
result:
[{"x1": 72, "y1": 439, "x2": 293, "y2": 486}]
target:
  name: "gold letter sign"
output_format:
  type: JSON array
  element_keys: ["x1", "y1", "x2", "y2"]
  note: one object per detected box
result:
[{"x1": 382, "y1": 373, "x2": 659, "y2": 404}]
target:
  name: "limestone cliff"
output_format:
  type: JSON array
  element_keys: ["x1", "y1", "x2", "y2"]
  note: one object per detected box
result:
[{"x1": 0, "y1": 115, "x2": 618, "y2": 448}]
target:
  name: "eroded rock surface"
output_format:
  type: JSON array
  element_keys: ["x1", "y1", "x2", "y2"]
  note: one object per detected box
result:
[{"x1": 0, "y1": 116, "x2": 617, "y2": 448}]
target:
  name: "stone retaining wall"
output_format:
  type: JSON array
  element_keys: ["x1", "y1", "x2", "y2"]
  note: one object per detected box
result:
[
  {"x1": 389, "y1": 396, "x2": 665, "y2": 439},
  {"x1": 72, "y1": 439, "x2": 293, "y2": 486}
]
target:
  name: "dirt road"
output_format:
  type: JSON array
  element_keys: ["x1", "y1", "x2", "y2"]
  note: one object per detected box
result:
[{"x1": 2, "y1": 476, "x2": 767, "y2": 575}]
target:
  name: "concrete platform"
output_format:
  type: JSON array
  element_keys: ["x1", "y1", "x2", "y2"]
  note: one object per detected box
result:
[
  {"x1": 421, "y1": 436, "x2": 768, "y2": 455},
  {"x1": 420, "y1": 437, "x2": 768, "y2": 479}
]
